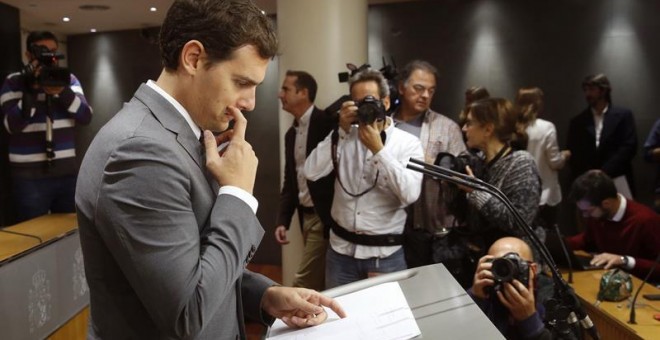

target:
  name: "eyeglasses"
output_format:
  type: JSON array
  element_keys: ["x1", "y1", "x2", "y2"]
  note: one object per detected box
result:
[{"x1": 410, "y1": 84, "x2": 436, "y2": 96}]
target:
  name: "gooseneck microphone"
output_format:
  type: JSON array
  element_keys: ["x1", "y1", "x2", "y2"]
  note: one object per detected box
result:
[
  {"x1": 407, "y1": 157, "x2": 600, "y2": 340},
  {"x1": 628, "y1": 253, "x2": 660, "y2": 324}
]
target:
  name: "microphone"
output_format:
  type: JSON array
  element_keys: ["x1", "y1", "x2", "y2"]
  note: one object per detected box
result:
[{"x1": 628, "y1": 253, "x2": 660, "y2": 324}]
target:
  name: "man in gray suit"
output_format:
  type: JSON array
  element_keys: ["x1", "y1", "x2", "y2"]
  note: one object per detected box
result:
[{"x1": 75, "y1": 1, "x2": 344, "y2": 339}]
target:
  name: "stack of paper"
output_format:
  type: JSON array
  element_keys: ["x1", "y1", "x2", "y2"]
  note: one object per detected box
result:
[{"x1": 266, "y1": 281, "x2": 421, "y2": 340}]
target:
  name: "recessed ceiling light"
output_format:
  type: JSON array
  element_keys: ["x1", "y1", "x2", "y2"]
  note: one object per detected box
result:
[
  {"x1": 261, "y1": 10, "x2": 265, "y2": 15},
  {"x1": 62, "y1": 17, "x2": 71, "y2": 22},
  {"x1": 150, "y1": 7, "x2": 157, "y2": 12},
  {"x1": 90, "y1": 28, "x2": 97, "y2": 33}
]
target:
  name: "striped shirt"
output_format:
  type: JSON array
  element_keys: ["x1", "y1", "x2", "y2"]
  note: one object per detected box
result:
[{"x1": 1, "y1": 71, "x2": 92, "y2": 178}]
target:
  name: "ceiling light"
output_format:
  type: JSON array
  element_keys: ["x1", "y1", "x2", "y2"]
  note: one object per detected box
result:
[
  {"x1": 63, "y1": 17, "x2": 71, "y2": 22},
  {"x1": 150, "y1": 7, "x2": 157, "y2": 12},
  {"x1": 90, "y1": 28, "x2": 97, "y2": 33}
]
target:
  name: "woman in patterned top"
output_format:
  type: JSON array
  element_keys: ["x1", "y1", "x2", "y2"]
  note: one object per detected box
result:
[{"x1": 460, "y1": 98, "x2": 542, "y2": 253}]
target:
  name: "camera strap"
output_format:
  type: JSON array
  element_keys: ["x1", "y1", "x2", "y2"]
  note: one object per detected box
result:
[{"x1": 330, "y1": 128, "x2": 381, "y2": 198}]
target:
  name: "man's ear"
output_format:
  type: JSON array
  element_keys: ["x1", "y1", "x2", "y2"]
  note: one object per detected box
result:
[
  {"x1": 180, "y1": 40, "x2": 205, "y2": 75},
  {"x1": 382, "y1": 95, "x2": 391, "y2": 111},
  {"x1": 601, "y1": 198, "x2": 617, "y2": 212}
]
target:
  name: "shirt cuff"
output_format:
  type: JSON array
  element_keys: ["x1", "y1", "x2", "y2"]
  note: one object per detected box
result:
[
  {"x1": 218, "y1": 186, "x2": 258, "y2": 214},
  {"x1": 626, "y1": 256, "x2": 636, "y2": 270}
]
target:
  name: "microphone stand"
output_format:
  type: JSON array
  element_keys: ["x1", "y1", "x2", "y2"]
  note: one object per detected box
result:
[
  {"x1": 628, "y1": 253, "x2": 660, "y2": 324},
  {"x1": 407, "y1": 158, "x2": 599, "y2": 340},
  {"x1": 553, "y1": 223, "x2": 574, "y2": 284}
]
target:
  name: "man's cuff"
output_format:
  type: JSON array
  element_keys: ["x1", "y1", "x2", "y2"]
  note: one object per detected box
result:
[
  {"x1": 625, "y1": 256, "x2": 636, "y2": 270},
  {"x1": 219, "y1": 186, "x2": 258, "y2": 213}
]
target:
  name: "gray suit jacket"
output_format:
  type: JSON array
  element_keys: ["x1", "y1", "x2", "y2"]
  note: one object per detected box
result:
[{"x1": 76, "y1": 84, "x2": 274, "y2": 339}]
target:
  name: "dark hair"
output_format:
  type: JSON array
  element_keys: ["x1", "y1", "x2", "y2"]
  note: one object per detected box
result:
[
  {"x1": 159, "y1": 0, "x2": 278, "y2": 70},
  {"x1": 569, "y1": 170, "x2": 618, "y2": 205},
  {"x1": 516, "y1": 87, "x2": 544, "y2": 127},
  {"x1": 582, "y1": 73, "x2": 611, "y2": 103},
  {"x1": 349, "y1": 68, "x2": 389, "y2": 99},
  {"x1": 458, "y1": 86, "x2": 490, "y2": 126},
  {"x1": 26, "y1": 31, "x2": 58, "y2": 51},
  {"x1": 285, "y1": 70, "x2": 317, "y2": 102},
  {"x1": 468, "y1": 98, "x2": 527, "y2": 148},
  {"x1": 398, "y1": 59, "x2": 438, "y2": 85}
]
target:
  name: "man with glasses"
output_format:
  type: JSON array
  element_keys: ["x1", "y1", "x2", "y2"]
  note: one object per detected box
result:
[
  {"x1": 566, "y1": 170, "x2": 659, "y2": 281},
  {"x1": 391, "y1": 60, "x2": 466, "y2": 269},
  {"x1": 304, "y1": 68, "x2": 423, "y2": 288},
  {"x1": 1, "y1": 30, "x2": 92, "y2": 223}
]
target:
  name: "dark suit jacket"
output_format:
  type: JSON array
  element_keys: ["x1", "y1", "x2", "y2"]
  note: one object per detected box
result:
[
  {"x1": 567, "y1": 105, "x2": 638, "y2": 191},
  {"x1": 276, "y1": 107, "x2": 336, "y2": 235},
  {"x1": 76, "y1": 84, "x2": 274, "y2": 339}
]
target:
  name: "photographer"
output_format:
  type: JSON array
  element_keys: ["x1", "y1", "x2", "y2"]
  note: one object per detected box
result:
[
  {"x1": 1, "y1": 31, "x2": 92, "y2": 223},
  {"x1": 304, "y1": 68, "x2": 423, "y2": 289},
  {"x1": 469, "y1": 237, "x2": 552, "y2": 340},
  {"x1": 391, "y1": 60, "x2": 466, "y2": 269}
]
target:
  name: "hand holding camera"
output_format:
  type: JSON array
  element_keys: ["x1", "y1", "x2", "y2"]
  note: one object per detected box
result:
[
  {"x1": 473, "y1": 252, "x2": 537, "y2": 320},
  {"x1": 24, "y1": 44, "x2": 71, "y2": 91}
]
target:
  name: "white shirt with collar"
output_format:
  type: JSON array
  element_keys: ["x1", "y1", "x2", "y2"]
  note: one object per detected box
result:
[
  {"x1": 146, "y1": 80, "x2": 258, "y2": 213},
  {"x1": 610, "y1": 193, "x2": 636, "y2": 269},
  {"x1": 591, "y1": 104, "x2": 609, "y2": 148},
  {"x1": 294, "y1": 104, "x2": 314, "y2": 208},
  {"x1": 304, "y1": 117, "x2": 424, "y2": 259}
]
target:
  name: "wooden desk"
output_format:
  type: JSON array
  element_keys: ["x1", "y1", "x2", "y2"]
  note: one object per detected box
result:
[
  {"x1": 0, "y1": 213, "x2": 77, "y2": 263},
  {"x1": 568, "y1": 270, "x2": 660, "y2": 340}
]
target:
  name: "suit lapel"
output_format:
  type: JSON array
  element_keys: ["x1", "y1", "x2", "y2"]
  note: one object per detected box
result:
[
  {"x1": 599, "y1": 107, "x2": 617, "y2": 145},
  {"x1": 134, "y1": 84, "x2": 205, "y2": 170}
]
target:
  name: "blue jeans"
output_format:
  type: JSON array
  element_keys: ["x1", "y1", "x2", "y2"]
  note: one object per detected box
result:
[
  {"x1": 11, "y1": 175, "x2": 77, "y2": 223},
  {"x1": 325, "y1": 247, "x2": 407, "y2": 289}
]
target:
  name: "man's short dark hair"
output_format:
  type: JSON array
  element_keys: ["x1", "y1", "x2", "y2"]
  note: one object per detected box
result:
[
  {"x1": 286, "y1": 70, "x2": 317, "y2": 102},
  {"x1": 159, "y1": 0, "x2": 278, "y2": 70},
  {"x1": 26, "y1": 31, "x2": 58, "y2": 50},
  {"x1": 398, "y1": 60, "x2": 437, "y2": 86},
  {"x1": 570, "y1": 170, "x2": 618, "y2": 206}
]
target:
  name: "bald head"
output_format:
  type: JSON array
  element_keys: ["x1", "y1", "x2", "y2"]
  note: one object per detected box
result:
[{"x1": 488, "y1": 237, "x2": 533, "y2": 262}]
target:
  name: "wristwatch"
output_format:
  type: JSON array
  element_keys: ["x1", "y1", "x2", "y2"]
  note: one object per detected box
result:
[{"x1": 620, "y1": 255, "x2": 629, "y2": 267}]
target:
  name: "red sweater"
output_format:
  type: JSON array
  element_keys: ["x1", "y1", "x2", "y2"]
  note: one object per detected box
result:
[{"x1": 566, "y1": 200, "x2": 660, "y2": 281}]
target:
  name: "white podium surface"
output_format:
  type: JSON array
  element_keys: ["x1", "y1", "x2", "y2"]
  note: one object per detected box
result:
[{"x1": 268, "y1": 263, "x2": 504, "y2": 339}]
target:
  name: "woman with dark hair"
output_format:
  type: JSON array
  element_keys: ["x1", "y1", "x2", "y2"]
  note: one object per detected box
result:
[
  {"x1": 459, "y1": 98, "x2": 542, "y2": 252},
  {"x1": 517, "y1": 87, "x2": 571, "y2": 229},
  {"x1": 458, "y1": 86, "x2": 490, "y2": 127}
]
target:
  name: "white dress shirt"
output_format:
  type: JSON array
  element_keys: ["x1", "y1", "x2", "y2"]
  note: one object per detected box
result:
[
  {"x1": 304, "y1": 117, "x2": 424, "y2": 259},
  {"x1": 294, "y1": 105, "x2": 314, "y2": 208}
]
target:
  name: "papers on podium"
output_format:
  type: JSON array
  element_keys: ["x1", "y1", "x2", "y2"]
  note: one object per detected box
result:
[{"x1": 266, "y1": 281, "x2": 421, "y2": 340}]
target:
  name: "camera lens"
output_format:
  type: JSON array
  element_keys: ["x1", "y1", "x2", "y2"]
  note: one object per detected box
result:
[{"x1": 491, "y1": 258, "x2": 516, "y2": 282}]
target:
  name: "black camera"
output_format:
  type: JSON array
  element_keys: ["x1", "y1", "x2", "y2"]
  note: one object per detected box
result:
[
  {"x1": 434, "y1": 151, "x2": 485, "y2": 225},
  {"x1": 355, "y1": 95, "x2": 386, "y2": 124},
  {"x1": 489, "y1": 252, "x2": 530, "y2": 291},
  {"x1": 26, "y1": 44, "x2": 71, "y2": 88},
  {"x1": 325, "y1": 58, "x2": 400, "y2": 116}
]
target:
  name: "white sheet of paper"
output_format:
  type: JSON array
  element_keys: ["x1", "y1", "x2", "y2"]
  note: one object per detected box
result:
[{"x1": 266, "y1": 281, "x2": 421, "y2": 340}]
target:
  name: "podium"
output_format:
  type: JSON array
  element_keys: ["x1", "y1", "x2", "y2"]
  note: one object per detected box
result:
[
  {"x1": 0, "y1": 214, "x2": 88, "y2": 339},
  {"x1": 271, "y1": 263, "x2": 504, "y2": 339}
]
